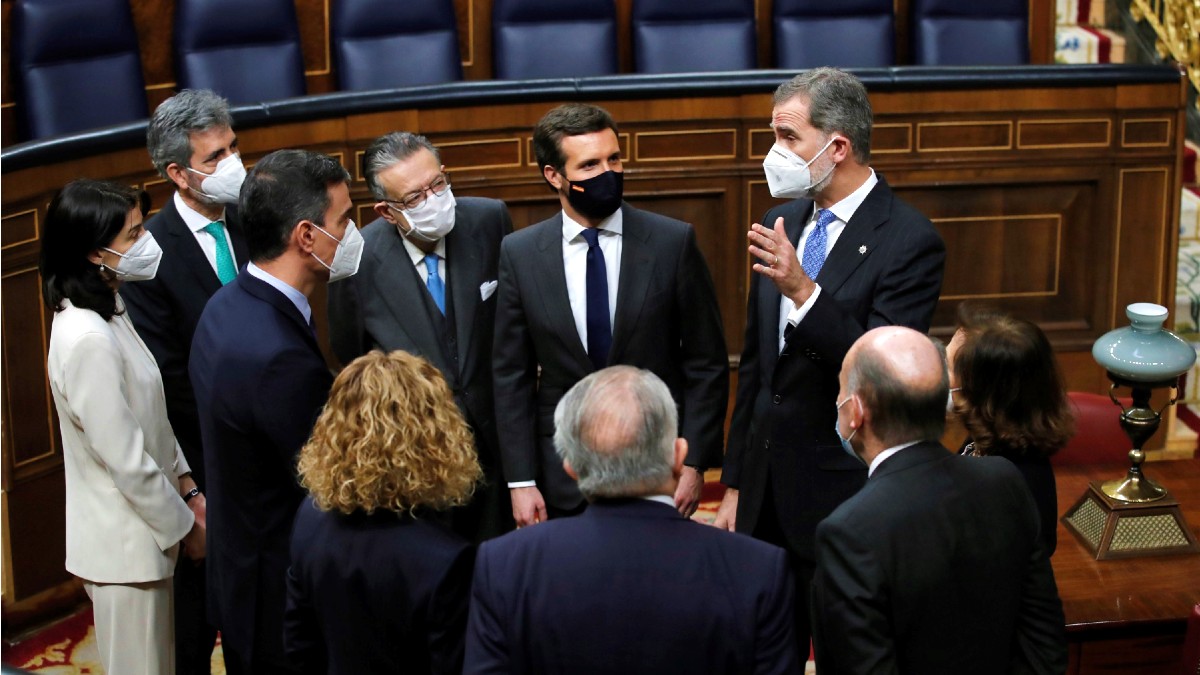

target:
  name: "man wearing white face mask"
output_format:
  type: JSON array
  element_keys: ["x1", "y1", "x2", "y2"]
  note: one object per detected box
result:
[
  {"x1": 190, "y1": 149, "x2": 354, "y2": 675},
  {"x1": 716, "y1": 68, "x2": 946, "y2": 658},
  {"x1": 121, "y1": 88, "x2": 250, "y2": 675},
  {"x1": 328, "y1": 132, "x2": 515, "y2": 541}
]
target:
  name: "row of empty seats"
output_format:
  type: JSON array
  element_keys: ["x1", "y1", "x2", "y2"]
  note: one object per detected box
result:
[{"x1": 11, "y1": 0, "x2": 1030, "y2": 140}]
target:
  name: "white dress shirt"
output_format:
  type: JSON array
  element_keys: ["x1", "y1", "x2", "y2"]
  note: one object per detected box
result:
[
  {"x1": 47, "y1": 297, "x2": 193, "y2": 583},
  {"x1": 247, "y1": 262, "x2": 312, "y2": 325},
  {"x1": 174, "y1": 191, "x2": 238, "y2": 276},
  {"x1": 562, "y1": 209, "x2": 623, "y2": 349},
  {"x1": 868, "y1": 440, "x2": 921, "y2": 476},
  {"x1": 778, "y1": 169, "x2": 879, "y2": 351}
]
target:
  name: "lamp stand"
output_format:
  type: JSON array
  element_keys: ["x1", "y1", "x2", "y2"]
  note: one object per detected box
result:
[{"x1": 1061, "y1": 377, "x2": 1200, "y2": 560}]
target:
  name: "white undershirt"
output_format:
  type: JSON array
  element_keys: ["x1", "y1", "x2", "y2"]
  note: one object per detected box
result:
[
  {"x1": 246, "y1": 262, "x2": 311, "y2": 325},
  {"x1": 174, "y1": 192, "x2": 238, "y2": 276},
  {"x1": 868, "y1": 440, "x2": 920, "y2": 477},
  {"x1": 399, "y1": 231, "x2": 448, "y2": 285},
  {"x1": 778, "y1": 169, "x2": 878, "y2": 351}
]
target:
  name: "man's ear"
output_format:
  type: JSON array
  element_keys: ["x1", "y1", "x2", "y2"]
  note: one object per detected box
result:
[
  {"x1": 543, "y1": 165, "x2": 564, "y2": 192},
  {"x1": 294, "y1": 220, "x2": 318, "y2": 254},
  {"x1": 672, "y1": 438, "x2": 688, "y2": 477},
  {"x1": 374, "y1": 201, "x2": 399, "y2": 224},
  {"x1": 829, "y1": 135, "x2": 852, "y2": 164},
  {"x1": 563, "y1": 459, "x2": 578, "y2": 482},
  {"x1": 166, "y1": 162, "x2": 191, "y2": 192}
]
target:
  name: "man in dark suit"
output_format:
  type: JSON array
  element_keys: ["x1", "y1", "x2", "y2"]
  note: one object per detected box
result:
[
  {"x1": 493, "y1": 103, "x2": 728, "y2": 526},
  {"x1": 715, "y1": 67, "x2": 946, "y2": 651},
  {"x1": 121, "y1": 88, "x2": 247, "y2": 675},
  {"x1": 811, "y1": 326, "x2": 1067, "y2": 674},
  {"x1": 190, "y1": 150, "x2": 355, "y2": 674},
  {"x1": 328, "y1": 131, "x2": 514, "y2": 541},
  {"x1": 465, "y1": 366, "x2": 799, "y2": 674}
]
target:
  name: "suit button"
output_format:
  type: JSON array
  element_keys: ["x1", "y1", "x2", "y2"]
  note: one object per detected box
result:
[
  {"x1": 763, "y1": 439, "x2": 771, "y2": 450},
  {"x1": 772, "y1": 394, "x2": 782, "y2": 404}
]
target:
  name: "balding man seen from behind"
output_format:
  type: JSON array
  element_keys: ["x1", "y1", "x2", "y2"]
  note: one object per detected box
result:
[
  {"x1": 811, "y1": 326, "x2": 1068, "y2": 675},
  {"x1": 464, "y1": 366, "x2": 799, "y2": 675}
]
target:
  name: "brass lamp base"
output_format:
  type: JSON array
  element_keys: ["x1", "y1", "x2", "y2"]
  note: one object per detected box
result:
[
  {"x1": 1062, "y1": 481, "x2": 1199, "y2": 560},
  {"x1": 1099, "y1": 466, "x2": 1168, "y2": 502}
]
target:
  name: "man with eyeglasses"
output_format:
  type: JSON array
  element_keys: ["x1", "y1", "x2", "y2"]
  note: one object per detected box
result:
[{"x1": 328, "y1": 131, "x2": 515, "y2": 541}]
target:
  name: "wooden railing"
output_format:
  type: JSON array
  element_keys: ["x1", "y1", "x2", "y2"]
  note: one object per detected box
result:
[{"x1": 1129, "y1": 0, "x2": 1200, "y2": 110}]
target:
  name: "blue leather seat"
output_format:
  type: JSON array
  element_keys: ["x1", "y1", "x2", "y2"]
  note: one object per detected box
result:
[
  {"x1": 11, "y1": 0, "x2": 148, "y2": 139},
  {"x1": 174, "y1": 0, "x2": 306, "y2": 104},
  {"x1": 774, "y1": 0, "x2": 894, "y2": 69},
  {"x1": 632, "y1": 0, "x2": 756, "y2": 74},
  {"x1": 911, "y1": 0, "x2": 1028, "y2": 66},
  {"x1": 492, "y1": 0, "x2": 617, "y2": 79},
  {"x1": 333, "y1": 0, "x2": 463, "y2": 91}
]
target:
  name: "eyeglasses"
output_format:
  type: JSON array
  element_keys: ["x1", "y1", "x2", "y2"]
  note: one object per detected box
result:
[{"x1": 386, "y1": 174, "x2": 451, "y2": 211}]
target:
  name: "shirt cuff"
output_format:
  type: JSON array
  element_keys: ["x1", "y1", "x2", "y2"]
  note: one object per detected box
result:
[
  {"x1": 507, "y1": 480, "x2": 537, "y2": 489},
  {"x1": 786, "y1": 284, "x2": 822, "y2": 329}
]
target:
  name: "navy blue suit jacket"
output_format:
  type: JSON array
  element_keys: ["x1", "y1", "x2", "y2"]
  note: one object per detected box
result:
[
  {"x1": 190, "y1": 269, "x2": 333, "y2": 669},
  {"x1": 121, "y1": 198, "x2": 249, "y2": 491},
  {"x1": 811, "y1": 443, "x2": 1067, "y2": 674},
  {"x1": 724, "y1": 175, "x2": 945, "y2": 559},
  {"x1": 464, "y1": 499, "x2": 799, "y2": 674},
  {"x1": 284, "y1": 497, "x2": 474, "y2": 675}
]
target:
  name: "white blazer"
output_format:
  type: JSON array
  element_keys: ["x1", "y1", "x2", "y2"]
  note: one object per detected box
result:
[{"x1": 47, "y1": 298, "x2": 194, "y2": 584}]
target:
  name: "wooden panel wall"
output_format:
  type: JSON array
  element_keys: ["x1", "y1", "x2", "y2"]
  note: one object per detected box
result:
[
  {"x1": 0, "y1": 0, "x2": 1055, "y2": 146},
  {"x1": 0, "y1": 75, "x2": 1185, "y2": 618}
]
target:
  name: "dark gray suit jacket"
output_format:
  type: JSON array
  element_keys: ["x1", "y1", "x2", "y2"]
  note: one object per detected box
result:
[
  {"x1": 492, "y1": 204, "x2": 728, "y2": 510},
  {"x1": 121, "y1": 197, "x2": 249, "y2": 491},
  {"x1": 328, "y1": 196, "x2": 513, "y2": 539},
  {"x1": 724, "y1": 174, "x2": 946, "y2": 559},
  {"x1": 811, "y1": 442, "x2": 1068, "y2": 674}
]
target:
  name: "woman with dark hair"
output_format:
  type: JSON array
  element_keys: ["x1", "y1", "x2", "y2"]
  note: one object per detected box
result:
[
  {"x1": 946, "y1": 303, "x2": 1074, "y2": 555},
  {"x1": 285, "y1": 349, "x2": 482, "y2": 674},
  {"x1": 42, "y1": 179, "x2": 204, "y2": 674}
]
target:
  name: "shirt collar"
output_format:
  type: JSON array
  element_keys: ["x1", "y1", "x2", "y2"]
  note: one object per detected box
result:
[
  {"x1": 399, "y1": 228, "x2": 447, "y2": 266},
  {"x1": 174, "y1": 191, "x2": 226, "y2": 233},
  {"x1": 641, "y1": 494, "x2": 676, "y2": 507},
  {"x1": 246, "y1": 262, "x2": 312, "y2": 324},
  {"x1": 561, "y1": 207, "x2": 624, "y2": 243},
  {"x1": 822, "y1": 168, "x2": 877, "y2": 225},
  {"x1": 868, "y1": 439, "x2": 921, "y2": 477}
]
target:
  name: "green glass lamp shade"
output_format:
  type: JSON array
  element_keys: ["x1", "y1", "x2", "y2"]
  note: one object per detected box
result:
[{"x1": 1092, "y1": 303, "x2": 1196, "y2": 383}]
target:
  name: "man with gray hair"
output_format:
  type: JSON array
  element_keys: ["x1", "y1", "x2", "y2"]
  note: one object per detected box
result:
[
  {"x1": 464, "y1": 366, "x2": 799, "y2": 674},
  {"x1": 811, "y1": 326, "x2": 1067, "y2": 673},
  {"x1": 717, "y1": 67, "x2": 946, "y2": 655},
  {"x1": 328, "y1": 131, "x2": 513, "y2": 540},
  {"x1": 121, "y1": 88, "x2": 248, "y2": 675}
]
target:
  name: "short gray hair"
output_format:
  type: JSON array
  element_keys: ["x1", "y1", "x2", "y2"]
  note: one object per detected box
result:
[
  {"x1": 147, "y1": 89, "x2": 233, "y2": 179},
  {"x1": 363, "y1": 132, "x2": 441, "y2": 201},
  {"x1": 553, "y1": 366, "x2": 677, "y2": 499},
  {"x1": 774, "y1": 68, "x2": 873, "y2": 164}
]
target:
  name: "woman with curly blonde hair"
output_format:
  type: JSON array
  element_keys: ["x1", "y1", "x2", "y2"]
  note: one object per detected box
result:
[{"x1": 284, "y1": 350, "x2": 482, "y2": 674}]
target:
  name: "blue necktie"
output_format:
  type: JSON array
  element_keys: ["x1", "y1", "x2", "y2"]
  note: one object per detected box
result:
[
  {"x1": 202, "y1": 221, "x2": 237, "y2": 285},
  {"x1": 801, "y1": 208, "x2": 837, "y2": 280},
  {"x1": 581, "y1": 228, "x2": 611, "y2": 370},
  {"x1": 424, "y1": 254, "x2": 445, "y2": 315}
]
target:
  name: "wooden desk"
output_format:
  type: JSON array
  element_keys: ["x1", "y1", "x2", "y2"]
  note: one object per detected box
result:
[{"x1": 1054, "y1": 459, "x2": 1200, "y2": 673}]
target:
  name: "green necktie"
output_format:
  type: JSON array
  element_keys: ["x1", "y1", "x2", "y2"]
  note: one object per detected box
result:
[{"x1": 202, "y1": 221, "x2": 237, "y2": 285}]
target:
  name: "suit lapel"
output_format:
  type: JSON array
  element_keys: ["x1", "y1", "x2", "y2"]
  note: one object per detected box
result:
[
  {"x1": 238, "y1": 271, "x2": 322, "y2": 356},
  {"x1": 811, "y1": 178, "x2": 892, "y2": 297},
  {"x1": 160, "y1": 199, "x2": 223, "y2": 295},
  {"x1": 763, "y1": 199, "x2": 812, "y2": 374},
  {"x1": 447, "y1": 215, "x2": 482, "y2": 372},
  {"x1": 225, "y1": 205, "x2": 250, "y2": 271},
  {"x1": 370, "y1": 224, "x2": 453, "y2": 374},
  {"x1": 533, "y1": 215, "x2": 593, "y2": 372},
  {"x1": 610, "y1": 205, "x2": 652, "y2": 363}
]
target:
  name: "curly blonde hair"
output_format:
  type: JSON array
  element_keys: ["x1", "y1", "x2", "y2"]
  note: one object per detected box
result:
[{"x1": 297, "y1": 350, "x2": 481, "y2": 515}]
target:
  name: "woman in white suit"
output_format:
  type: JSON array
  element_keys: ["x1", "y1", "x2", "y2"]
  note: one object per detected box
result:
[{"x1": 41, "y1": 179, "x2": 206, "y2": 675}]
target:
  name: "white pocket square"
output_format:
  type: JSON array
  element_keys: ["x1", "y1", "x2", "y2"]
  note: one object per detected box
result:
[{"x1": 480, "y1": 280, "x2": 498, "y2": 301}]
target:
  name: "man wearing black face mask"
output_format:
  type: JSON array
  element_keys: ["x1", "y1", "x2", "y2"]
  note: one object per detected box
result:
[{"x1": 493, "y1": 103, "x2": 729, "y2": 526}]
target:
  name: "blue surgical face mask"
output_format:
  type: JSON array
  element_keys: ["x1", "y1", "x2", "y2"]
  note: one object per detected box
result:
[{"x1": 835, "y1": 395, "x2": 862, "y2": 463}]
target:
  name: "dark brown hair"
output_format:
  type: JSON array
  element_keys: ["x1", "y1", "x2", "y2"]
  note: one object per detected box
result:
[
  {"x1": 953, "y1": 303, "x2": 1074, "y2": 458},
  {"x1": 532, "y1": 103, "x2": 618, "y2": 190}
]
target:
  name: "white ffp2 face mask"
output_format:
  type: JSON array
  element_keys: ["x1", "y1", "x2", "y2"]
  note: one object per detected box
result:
[
  {"x1": 187, "y1": 153, "x2": 247, "y2": 205},
  {"x1": 392, "y1": 187, "x2": 457, "y2": 243},
  {"x1": 102, "y1": 231, "x2": 163, "y2": 282},
  {"x1": 762, "y1": 136, "x2": 838, "y2": 199},
  {"x1": 311, "y1": 220, "x2": 364, "y2": 283}
]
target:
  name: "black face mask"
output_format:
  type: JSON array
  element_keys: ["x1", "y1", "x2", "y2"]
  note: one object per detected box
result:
[{"x1": 564, "y1": 170, "x2": 623, "y2": 221}]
